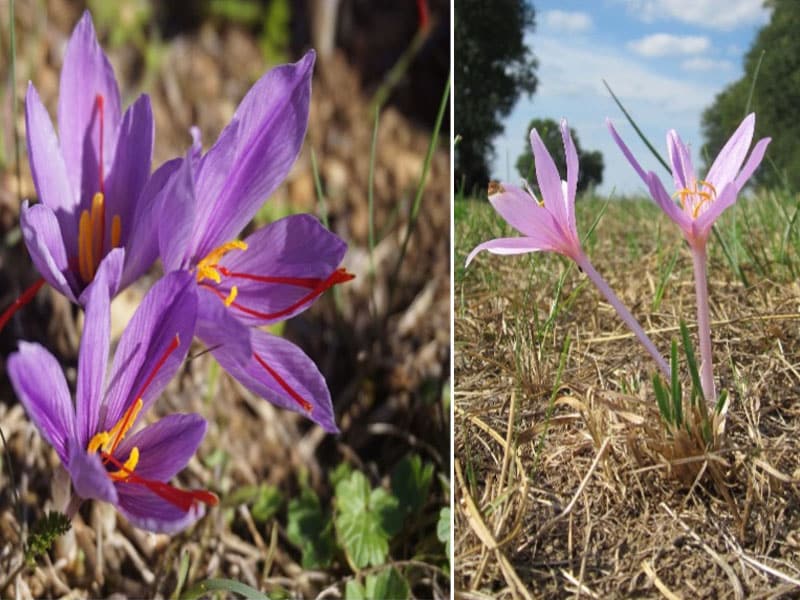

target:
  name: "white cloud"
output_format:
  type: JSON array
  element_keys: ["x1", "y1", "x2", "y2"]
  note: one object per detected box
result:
[
  {"x1": 541, "y1": 10, "x2": 593, "y2": 33},
  {"x1": 621, "y1": 0, "x2": 770, "y2": 30},
  {"x1": 628, "y1": 33, "x2": 710, "y2": 57},
  {"x1": 681, "y1": 57, "x2": 734, "y2": 71}
]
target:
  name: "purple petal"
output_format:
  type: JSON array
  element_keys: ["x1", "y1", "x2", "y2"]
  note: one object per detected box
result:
[
  {"x1": 114, "y1": 414, "x2": 206, "y2": 481},
  {"x1": 213, "y1": 328, "x2": 338, "y2": 433},
  {"x1": 209, "y1": 214, "x2": 347, "y2": 326},
  {"x1": 606, "y1": 119, "x2": 648, "y2": 184},
  {"x1": 116, "y1": 484, "x2": 204, "y2": 534},
  {"x1": 529, "y1": 128, "x2": 567, "y2": 227},
  {"x1": 705, "y1": 113, "x2": 755, "y2": 188},
  {"x1": 67, "y1": 441, "x2": 118, "y2": 504},
  {"x1": 121, "y1": 157, "x2": 182, "y2": 289},
  {"x1": 645, "y1": 172, "x2": 692, "y2": 234},
  {"x1": 7, "y1": 342, "x2": 75, "y2": 464},
  {"x1": 560, "y1": 119, "x2": 579, "y2": 233},
  {"x1": 105, "y1": 94, "x2": 154, "y2": 254},
  {"x1": 74, "y1": 256, "x2": 112, "y2": 448},
  {"x1": 465, "y1": 237, "x2": 552, "y2": 267},
  {"x1": 103, "y1": 271, "x2": 198, "y2": 428},
  {"x1": 77, "y1": 247, "x2": 124, "y2": 306},
  {"x1": 159, "y1": 144, "x2": 200, "y2": 272},
  {"x1": 192, "y1": 51, "x2": 315, "y2": 257},
  {"x1": 694, "y1": 182, "x2": 739, "y2": 236},
  {"x1": 667, "y1": 130, "x2": 695, "y2": 191},
  {"x1": 195, "y1": 288, "x2": 252, "y2": 364},
  {"x1": 19, "y1": 201, "x2": 77, "y2": 302},
  {"x1": 734, "y1": 137, "x2": 770, "y2": 191},
  {"x1": 487, "y1": 183, "x2": 545, "y2": 237},
  {"x1": 57, "y1": 11, "x2": 121, "y2": 201},
  {"x1": 25, "y1": 83, "x2": 77, "y2": 253}
]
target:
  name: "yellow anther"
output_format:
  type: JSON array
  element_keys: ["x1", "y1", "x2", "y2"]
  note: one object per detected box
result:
[
  {"x1": 673, "y1": 178, "x2": 718, "y2": 218},
  {"x1": 111, "y1": 215, "x2": 122, "y2": 249},
  {"x1": 78, "y1": 210, "x2": 93, "y2": 284},
  {"x1": 196, "y1": 240, "x2": 248, "y2": 283},
  {"x1": 224, "y1": 286, "x2": 239, "y2": 307},
  {"x1": 109, "y1": 446, "x2": 139, "y2": 481},
  {"x1": 87, "y1": 431, "x2": 111, "y2": 455},
  {"x1": 106, "y1": 398, "x2": 143, "y2": 454},
  {"x1": 90, "y1": 192, "x2": 105, "y2": 270}
]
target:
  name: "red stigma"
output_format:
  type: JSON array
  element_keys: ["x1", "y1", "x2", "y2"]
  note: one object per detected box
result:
[
  {"x1": 253, "y1": 352, "x2": 313, "y2": 413},
  {"x1": 0, "y1": 278, "x2": 46, "y2": 334},
  {"x1": 96, "y1": 94, "x2": 105, "y2": 194},
  {"x1": 417, "y1": 0, "x2": 430, "y2": 31},
  {"x1": 133, "y1": 335, "x2": 181, "y2": 401},
  {"x1": 101, "y1": 452, "x2": 218, "y2": 512}
]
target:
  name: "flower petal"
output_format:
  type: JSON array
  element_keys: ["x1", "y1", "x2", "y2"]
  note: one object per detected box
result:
[
  {"x1": 19, "y1": 201, "x2": 77, "y2": 302},
  {"x1": 694, "y1": 181, "x2": 739, "y2": 236},
  {"x1": 114, "y1": 413, "x2": 206, "y2": 481},
  {"x1": 560, "y1": 119, "x2": 579, "y2": 233},
  {"x1": 103, "y1": 271, "x2": 198, "y2": 428},
  {"x1": 57, "y1": 10, "x2": 121, "y2": 201},
  {"x1": 466, "y1": 237, "x2": 552, "y2": 266},
  {"x1": 667, "y1": 129, "x2": 695, "y2": 191},
  {"x1": 25, "y1": 83, "x2": 76, "y2": 252},
  {"x1": 645, "y1": 171, "x2": 692, "y2": 234},
  {"x1": 530, "y1": 128, "x2": 567, "y2": 226},
  {"x1": 606, "y1": 119, "x2": 648, "y2": 184},
  {"x1": 105, "y1": 94, "x2": 154, "y2": 253},
  {"x1": 213, "y1": 328, "x2": 338, "y2": 433},
  {"x1": 488, "y1": 183, "x2": 545, "y2": 237},
  {"x1": 192, "y1": 51, "x2": 315, "y2": 257},
  {"x1": 120, "y1": 157, "x2": 183, "y2": 289},
  {"x1": 734, "y1": 137, "x2": 770, "y2": 191},
  {"x1": 7, "y1": 342, "x2": 75, "y2": 464},
  {"x1": 159, "y1": 144, "x2": 200, "y2": 272},
  {"x1": 116, "y1": 484, "x2": 204, "y2": 534},
  {"x1": 67, "y1": 440, "x2": 118, "y2": 504},
  {"x1": 195, "y1": 288, "x2": 252, "y2": 364},
  {"x1": 705, "y1": 113, "x2": 755, "y2": 188},
  {"x1": 213, "y1": 214, "x2": 347, "y2": 325},
  {"x1": 74, "y1": 255, "x2": 113, "y2": 448}
]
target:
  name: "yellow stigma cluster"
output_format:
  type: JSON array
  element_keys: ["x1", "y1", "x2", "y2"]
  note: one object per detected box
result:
[{"x1": 86, "y1": 398, "x2": 143, "y2": 481}]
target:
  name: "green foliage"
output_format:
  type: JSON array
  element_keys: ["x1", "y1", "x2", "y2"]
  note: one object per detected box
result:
[
  {"x1": 345, "y1": 568, "x2": 411, "y2": 600},
  {"x1": 515, "y1": 118, "x2": 604, "y2": 195},
  {"x1": 335, "y1": 471, "x2": 400, "y2": 568},
  {"x1": 223, "y1": 481, "x2": 282, "y2": 522},
  {"x1": 181, "y1": 577, "x2": 270, "y2": 600},
  {"x1": 702, "y1": 0, "x2": 800, "y2": 190},
  {"x1": 286, "y1": 486, "x2": 335, "y2": 569},
  {"x1": 390, "y1": 454, "x2": 434, "y2": 518},
  {"x1": 455, "y1": 0, "x2": 538, "y2": 190},
  {"x1": 437, "y1": 507, "x2": 451, "y2": 569},
  {"x1": 25, "y1": 511, "x2": 71, "y2": 566},
  {"x1": 207, "y1": 0, "x2": 290, "y2": 65}
]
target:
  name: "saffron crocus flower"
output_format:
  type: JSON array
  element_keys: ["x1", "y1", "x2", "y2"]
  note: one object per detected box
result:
[
  {"x1": 7, "y1": 267, "x2": 217, "y2": 533},
  {"x1": 158, "y1": 50, "x2": 351, "y2": 433},
  {"x1": 467, "y1": 119, "x2": 670, "y2": 376},
  {"x1": 608, "y1": 114, "x2": 770, "y2": 402},
  {"x1": 20, "y1": 10, "x2": 167, "y2": 307}
]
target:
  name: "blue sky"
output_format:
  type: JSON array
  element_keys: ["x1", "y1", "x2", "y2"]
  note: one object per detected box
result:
[{"x1": 490, "y1": 0, "x2": 771, "y2": 195}]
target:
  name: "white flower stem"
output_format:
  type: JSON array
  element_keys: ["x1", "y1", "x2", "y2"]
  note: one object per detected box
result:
[
  {"x1": 691, "y1": 245, "x2": 716, "y2": 403},
  {"x1": 575, "y1": 253, "x2": 670, "y2": 377}
]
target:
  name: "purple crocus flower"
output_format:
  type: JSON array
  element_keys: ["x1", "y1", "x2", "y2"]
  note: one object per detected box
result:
[
  {"x1": 7, "y1": 267, "x2": 217, "y2": 533},
  {"x1": 158, "y1": 50, "x2": 351, "y2": 433},
  {"x1": 467, "y1": 119, "x2": 670, "y2": 376},
  {"x1": 20, "y1": 10, "x2": 167, "y2": 307}
]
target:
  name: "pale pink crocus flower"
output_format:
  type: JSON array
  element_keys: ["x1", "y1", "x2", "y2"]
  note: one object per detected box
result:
[
  {"x1": 608, "y1": 114, "x2": 770, "y2": 403},
  {"x1": 467, "y1": 119, "x2": 670, "y2": 377}
]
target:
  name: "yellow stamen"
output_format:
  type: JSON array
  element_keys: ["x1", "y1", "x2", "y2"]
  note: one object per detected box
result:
[
  {"x1": 196, "y1": 240, "x2": 248, "y2": 283},
  {"x1": 111, "y1": 215, "x2": 122, "y2": 249},
  {"x1": 90, "y1": 192, "x2": 105, "y2": 272},
  {"x1": 672, "y1": 179, "x2": 718, "y2": 218},
  {"x1": 87, "y1": 431, "x2": 111, "y2": 455},
  {"x1": 87, "y1": 398, "x2": 143, "y2": 457},
  {"x1": 109, "y1": 447, "x2": 139, "y2": 481},
  {"x1": 78, "y1": 210, "x2": 93, "y2": 284},
  {"x1": 224, "y1": 286, "x2": 239, "y2": 307}
]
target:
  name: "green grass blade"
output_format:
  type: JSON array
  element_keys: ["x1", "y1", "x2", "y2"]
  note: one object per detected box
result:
[
  {"x1": 743, "y1": 50, "x2": 765, "y2": 118},
  {"x1": 652, "y1": 372, "x2": 671, "y2": 424},
  {"x1": 679, "y1": 321, "x2": 705, "y2": 405},
  {"x1": 653, "y1": 245, "x2": 679, "y2": 311},
  {"x1": 181, "y1": 578, "x2": 270, "y2": 600},
  {"x1": 603, "y1": 79, "x2": 671, "y2": 176},
  {"x1": 310, "y1": 147, "x2": 328, "y2": 229},
  {"x1": 670, "y1": 339, "x2": 683, "y2": 426}
]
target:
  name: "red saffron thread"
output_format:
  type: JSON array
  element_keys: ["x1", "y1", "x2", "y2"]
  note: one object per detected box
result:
[
  {"x1": 253, "y1": 352, "x2": 313, "y2": 413},
  {"x1": 0, "y1": 278, "x2": 46, "y2": 334},
  {"x1": 133, "y1": 334, "x2": 180, "y2": 401}
]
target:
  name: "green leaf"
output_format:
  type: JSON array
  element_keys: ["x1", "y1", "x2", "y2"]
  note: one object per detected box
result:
[
  {"x1": 365, "y1": 568, "x2": 410, "y2": 600},
  {"x1": 286, "y1": 487, "x2": 334, "y2": 569},
  {"x1": 252, "y1": 484, "x2": 282, "y2": 523},
  {"x1": 652, "y1": 372, "x2": 671, "y2": 424},
  {"x1": 180, "y1": 577, "x2": 269, "y2": 600},
  {"x1": 25, "y1": 511, "x2": 71, "y2": 566},
  {"x1": 670, "y1": 339, "x2": 683, "y2": 426},
  {"x1": 391, "y1": 454, "x2": 434, "y2": 518},
  {"x1": 345, "y1": 580, "x2": 367, "y2": 600},
  {"x1": 335, "y1": 471, "x2": 399, "y2": 568},
  {"x1": 437, "y1": 506, "x2": 451, "y2": 562},
  {"x1": 679, "y1": 321, "x2": 705, "y2": 405},
  {"x1": 330, "y1": 461, "x2": 354, "y2": 488}
]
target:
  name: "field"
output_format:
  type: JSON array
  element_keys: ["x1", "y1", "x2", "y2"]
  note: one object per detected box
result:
[
  {"x1": 0, "y1": 1, "x2": 451, "y2": 598},
  {"x1": 455, "y1": 189, "x2": 800, "y2": 597}
]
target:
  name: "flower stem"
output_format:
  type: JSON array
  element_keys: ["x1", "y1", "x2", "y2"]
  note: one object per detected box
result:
[
  {"x1": 575, "y1": 253, "x2": 670, "y2": 377},
  {"x1": 691, "y1": 245, "x2": 716, "y2": 403}
]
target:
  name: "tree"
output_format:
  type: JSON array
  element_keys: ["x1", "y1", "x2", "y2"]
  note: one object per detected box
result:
[
  {"x1": 454, "y1": 0, "x2": 538, "y2": 192},
  {"x1": 515, "y1": 119, "x2": 604, "y2": 195},
  {"x1": 701, "y1": 0, "x2": 800, "y2": 190}
]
